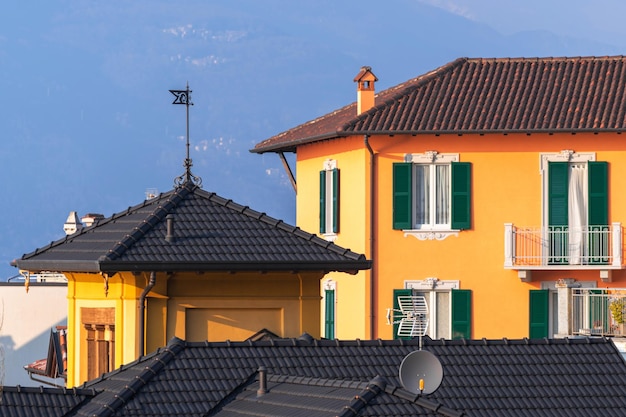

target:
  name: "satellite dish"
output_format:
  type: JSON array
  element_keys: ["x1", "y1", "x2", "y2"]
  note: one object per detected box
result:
[{"x1": 399, "y1": 350, "x2": 443, "y2": 395}]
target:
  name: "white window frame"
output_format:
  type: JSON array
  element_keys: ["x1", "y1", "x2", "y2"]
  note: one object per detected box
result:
[
  {"x1": 540, "y1": 150, "x2": 595, "y2": 228},
  {"x1": 321, "y1": 159, "x2": 338, "y2": 242},
  {"x1": 405, "y1": 278, "x2": 459, "y2": 339},
  {"x1": 403, "y1": 152, "x2": 459, "y2": 241}
]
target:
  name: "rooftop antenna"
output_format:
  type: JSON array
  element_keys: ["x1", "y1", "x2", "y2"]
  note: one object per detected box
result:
[
  {"x1": 386, "y1": 293, "x2": 429, "y2": 349},
  {"x1": 170, "y1": 83, "x2": 202, "y2": 187}
]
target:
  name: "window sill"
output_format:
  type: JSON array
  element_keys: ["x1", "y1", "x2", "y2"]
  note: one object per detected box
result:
[
  {"x1": 322, "y1": 233, "x2": 338, "y2": 242},
  {"x1": 403, "y1": 229, "x2": 459, "y2": 241}
]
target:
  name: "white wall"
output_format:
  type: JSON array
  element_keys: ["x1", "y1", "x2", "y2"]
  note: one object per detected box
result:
[{"x1": 0, "y1": 282, "x2": 67, "y2": 386}]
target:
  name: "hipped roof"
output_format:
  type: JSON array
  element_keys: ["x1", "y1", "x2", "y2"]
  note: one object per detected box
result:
[{"x1": 14, "y1": 182, "x2": 370, "y2": 274}]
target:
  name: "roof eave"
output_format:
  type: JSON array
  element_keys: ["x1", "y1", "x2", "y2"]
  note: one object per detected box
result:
[
  {"x1": 98, "y1": 260, "x2": 372, "y2": 275},
  {"x1": 14, "y1": 259, "x2": 102, "y2": 274},
  {"x1": 254, "y1": 127, "x2": 626, "y2": 154}
]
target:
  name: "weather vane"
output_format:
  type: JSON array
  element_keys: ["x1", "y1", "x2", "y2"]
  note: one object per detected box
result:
[{"x1": 170, "y1": 83, "x2": 202, "y2": 187}]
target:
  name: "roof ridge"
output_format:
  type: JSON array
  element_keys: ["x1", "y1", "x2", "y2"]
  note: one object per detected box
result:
[
  {"x1": 336, "y1": 376, "x2": 386, "y2": 417},
  {"x1": 88, "y1": 337, "x2": 186, "y2": 416},
  {"x1": 102, "y1": 185, "x2": 192, "y2": 261},
  {"x1": 382, "y1": 382, "x2": 468, "y2": 417},
  {"x1": 2, "y1": 385, "x2": 98, "y2": 396}
]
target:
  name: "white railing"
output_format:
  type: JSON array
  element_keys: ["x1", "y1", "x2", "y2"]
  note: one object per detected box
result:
[
  {"x1": 571, "y1": 288, "x2": 626, "y2": 337},
  {"x1": 504, "y1": 223, "x2": 622, "y2": 268}
]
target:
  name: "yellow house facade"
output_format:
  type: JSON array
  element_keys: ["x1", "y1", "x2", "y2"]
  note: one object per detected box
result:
[
  {"x1": 15, "y1": 181, "x2": 370, "y2": 386},
  {"x1": 253, "y1": 57, "x2": 626, "y2": 341}
]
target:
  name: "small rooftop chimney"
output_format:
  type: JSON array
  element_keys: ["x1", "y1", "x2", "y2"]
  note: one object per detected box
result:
[
  {"x1": 63, "y1": 211, "x2": 83, "y2": 235},
  {"x1": 166, "y1": 214, "x2": 175, "y2": 242},
  {"x1": 354, "y1": 66, "x2": 378, "y2": 115},
  {"x1": 81, "y1": 213, "x2": 104, "y2": 227},
  {"x1": 257, "y1": 366, "x2": 268, "y2": 397}
]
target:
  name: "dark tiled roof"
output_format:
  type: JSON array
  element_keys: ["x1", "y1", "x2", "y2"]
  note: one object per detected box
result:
[
  {"x1": 0, "y1": 385, "x2": 97, "y2": 417},
  {"x1": 13, "y1": 336, "x2": 616, "y2": 416},
  {"x1": 252, "y1": 56, "x2": 626, "y2": 153},
  {"x1": 14, "y1": 182, "x2": 370, "y2": 274}
]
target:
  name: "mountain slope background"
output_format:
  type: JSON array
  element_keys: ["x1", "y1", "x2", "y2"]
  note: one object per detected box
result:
[{"x1": 1, "y1": 0, "x2": 625, "y2": 279}]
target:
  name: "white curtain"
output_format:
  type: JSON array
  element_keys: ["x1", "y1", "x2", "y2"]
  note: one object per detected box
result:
[
  {"x1": 435, "y1": 165, "x2": 450, "y2": 225},
  {"x1": 569, "y1": 164, "x2": 588, "y2": 264},
  {"x1": 415, "y1": 165, "x2": 429, "y2": 226}
]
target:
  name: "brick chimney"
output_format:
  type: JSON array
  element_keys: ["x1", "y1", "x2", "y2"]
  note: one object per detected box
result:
[{"x1": 354, "y1": 66, "x2": 378, "y2": 115}]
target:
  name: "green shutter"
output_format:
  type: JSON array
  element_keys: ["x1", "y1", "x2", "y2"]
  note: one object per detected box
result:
[
  {"x1": 529, "y1": 289, "x2": 549, "y2": 338},
  {"x1": 588, "y1": 162, "x2": 609, "y2": 264},
  {"x1": 324, "y1": 289, "x2": 335, "y2": 339},
  {"x1": 319, "y1": 170, "x2": 326, "y2": 234},
  {"x1": 548, "y1": 162, "x2": 569, "y2": 264},
  {"x1": 548, "y1": 162, "x2": 569, "y2": 226},
  {"x1": 332, "y1": 168, "x2": 339, "y2": 233},
  {"x1": 588, "y1": 161, "x2": 608, "y2": 226},
  {"x1": 451, "y1": 289, "x2": 471, "y2": 339},
  {"x1": 393, "y1": 163, "x2": 412, "y2": 230},
  {"x1": 451, "y1": 162, "x2": 471, "y2": 230},
  {"x1": 393, "y1": 289, "x2": 413, "y2": 340}
]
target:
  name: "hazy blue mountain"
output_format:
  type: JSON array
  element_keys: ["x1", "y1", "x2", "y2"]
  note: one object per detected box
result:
[{"x1": 0, "y1": 0, "x2": 623, "y2": 279}]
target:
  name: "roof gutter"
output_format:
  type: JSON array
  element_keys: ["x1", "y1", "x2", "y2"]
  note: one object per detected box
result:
[
  {"x1": 138, "y1": 271, "x2": 156, "y2": 357},
  {"x1": 364, "y1": 134, "x2": 376, "y2": 339}
]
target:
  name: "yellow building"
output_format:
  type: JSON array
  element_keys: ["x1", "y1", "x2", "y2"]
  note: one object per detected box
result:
[
  {"x1": 14, "y1": 181, "x2": 370, "y2": 387},
  {"x1": 252, "y1": 57, "x2": 626, "y2": 341}
]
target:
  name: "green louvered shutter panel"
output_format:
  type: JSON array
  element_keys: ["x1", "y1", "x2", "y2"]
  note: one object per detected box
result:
[
  {"x1": 451, "y1": 289, "x2": 471, "y2": 339},
  {"x1": 324, "y1": 289, "x2": 335, "y2": 339},
  {"x1": 588, "y1": 289, "x2": 608, "y2": 333},
  {"x1": 451, "y1": 162, "x2": 471, "y2": 230},
  {"x1": 529, "y1": 289, "x2": 549, "y2": 338},
  {"x1": 393, "y1": 163, "x2": 412, "y2": 230},
  {"x1": 393, "y1": 289, "x2": 413, "y2": 340},
  {"x1": 588, "y1": 162, "x2": 608, "y2": 264},
  {"x1": 331, "y1": 168, "x2": 339, "y2": 233},
  {"x1": 319, "y1": 170, "x2": 326, "y2": 234},
  {"x1": 548, "y1": 162, "x2": 569, "y2": 264}
]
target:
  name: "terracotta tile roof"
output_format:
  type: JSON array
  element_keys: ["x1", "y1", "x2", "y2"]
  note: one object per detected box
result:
[
  {"x1": 14, "y1": 182, "x2": 370, "y2": 274},
  {"x1": 252, "y1": 56, "x2": 626, "y2": 153},
  {"x1": 2, "y1": 335, "x2": 621, "y2": 416}
]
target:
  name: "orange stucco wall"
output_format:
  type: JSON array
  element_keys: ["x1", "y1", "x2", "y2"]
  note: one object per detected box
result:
[{"x1": 298, "y1": 132, "x2": 626, "y2": 340}]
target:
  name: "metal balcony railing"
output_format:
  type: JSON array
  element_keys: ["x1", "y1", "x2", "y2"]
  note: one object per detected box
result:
[
  {"x1": 572, "y1": 288, "x2": 626, "y2": 337},
  {"x1": 504, "y1": 223, "x2": 623, "y2": 268}
]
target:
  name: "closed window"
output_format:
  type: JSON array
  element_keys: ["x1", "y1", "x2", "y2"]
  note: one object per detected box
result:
[
  {"x1": 392, "y1": 281, "x2": 471, "y2": 340},
  {"x1": 81, "y1": 307, "x2": 115, "y2": 381},
  {"x1": 320, "y1": 160, "x2": 339, "y2": 235},
  {"x1": 393, "y1": 153, "x2": 471, "y2": 231}
]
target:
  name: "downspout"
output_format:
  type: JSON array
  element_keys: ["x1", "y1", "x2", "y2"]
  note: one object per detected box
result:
[
  {"x1": 364, "y1": 134, "x2": 376, "y2": 339},
  {"x1": 138, "y1": 271, "x2": 156, "y2": 357}
]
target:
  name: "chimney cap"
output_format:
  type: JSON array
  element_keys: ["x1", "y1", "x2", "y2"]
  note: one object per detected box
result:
[{"x1": 353, "y1": 66, "x2": 378, "y2": 83}]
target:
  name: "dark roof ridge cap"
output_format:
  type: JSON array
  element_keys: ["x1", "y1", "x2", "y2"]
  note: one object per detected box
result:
[
  {"x1": 383, "y1": 383, "x2": 467, "y2": 416},
  {"x1": 103, "y1": 187, "x2": 190, "y2": 261},
  {"x1": 88, "y1": 337, "x2": 186, "y2": 414},
  {"x1": 337, "y1": 376, "x2": 387, "y2": 417}
]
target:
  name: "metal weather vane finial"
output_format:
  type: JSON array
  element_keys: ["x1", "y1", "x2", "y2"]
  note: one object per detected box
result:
[{"x1": 170, "y1": 83, "x2": 202, "y2": 187}]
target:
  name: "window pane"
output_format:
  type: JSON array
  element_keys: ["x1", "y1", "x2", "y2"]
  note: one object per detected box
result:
[
  {"x1": 325, "y1": 172, "x2": 333, "y2": 232},
  {"x1": 415, "y1": 165, "x2": 429, "y2": 225},
  {"x1": 435, "y1": 165, "x2": 450, "y2": 225},
  {"x1": 436, "y1": 291, "x2": 450, "y2": 339}
]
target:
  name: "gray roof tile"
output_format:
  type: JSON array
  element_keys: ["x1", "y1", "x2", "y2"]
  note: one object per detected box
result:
[
  {"x1": 4, "y1": 336, "x2": 626, "y2": 416},
  {"x1": 15, "y1": 182, "x2": 370, "y2": 274}
]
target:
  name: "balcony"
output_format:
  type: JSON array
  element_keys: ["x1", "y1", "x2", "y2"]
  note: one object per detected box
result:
[
  {"x1": 571, "y1": 288, "x2": 626, "y2": 337},
  {"x1": 504, "y1": 223, "x2": 624, "y2": 281}
]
